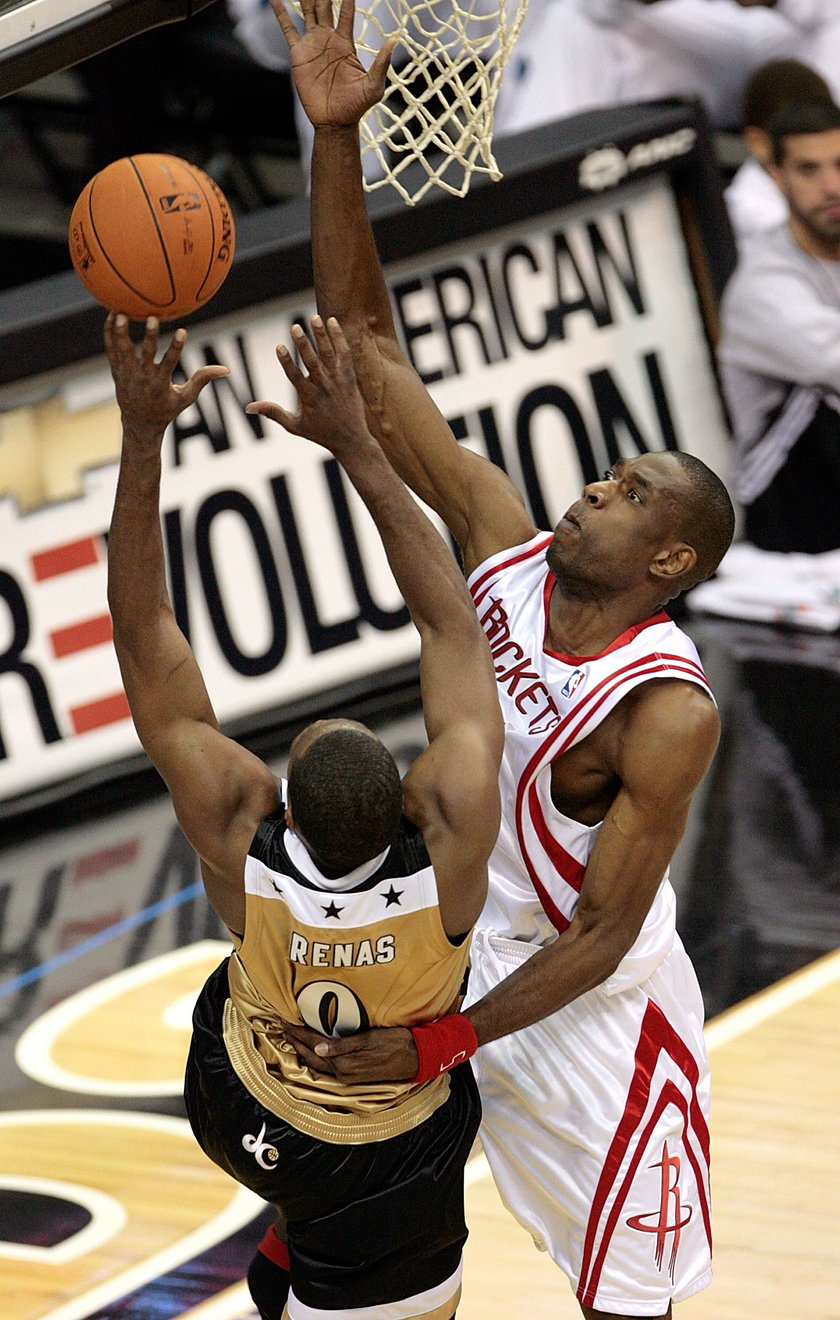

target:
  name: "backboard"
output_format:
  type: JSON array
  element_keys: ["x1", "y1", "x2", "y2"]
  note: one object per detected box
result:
[{"x1": 0, "y1": 0, "x2": 219, "y2": 97}]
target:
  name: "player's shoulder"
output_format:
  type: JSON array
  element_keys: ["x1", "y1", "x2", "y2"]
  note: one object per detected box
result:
[
  {"x1": 623, "y1": 675, "x2": 720, "y2": 751},
  {"x1": 611, "y1": 678, "x2": 719, "y2": 802}
]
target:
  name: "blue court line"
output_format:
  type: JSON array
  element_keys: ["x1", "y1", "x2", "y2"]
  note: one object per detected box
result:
[{"x1": 0, "y1": 881, "x2": 204, "y2": 1000}]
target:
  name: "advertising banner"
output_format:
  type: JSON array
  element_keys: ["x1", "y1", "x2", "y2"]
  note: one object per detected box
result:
[{"x1": 0, "y1": 176, "x2": 730, "y2": 808}]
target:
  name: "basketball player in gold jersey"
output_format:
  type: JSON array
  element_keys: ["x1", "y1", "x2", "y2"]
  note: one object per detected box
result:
[
  {"x1": 267, "y1": 2, "x2": 735, "y2": 1317},
  {"x1": 104, "y1": 309, "x2": 503, "y2": 1320}
]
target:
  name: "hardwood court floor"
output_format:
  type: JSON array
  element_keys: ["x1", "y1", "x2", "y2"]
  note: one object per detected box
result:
[
  {"x1": 459, "y1": 949, "x2": 840, "y2": 1320},
  {"x1": 3, "y1": 623, "x2": 840, "y2": 1320},
  {"x1": 19, "y1": 944, "x2": 832, "y2": 1320}
]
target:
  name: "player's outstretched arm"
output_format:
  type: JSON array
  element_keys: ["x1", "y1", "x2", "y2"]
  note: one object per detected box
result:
[
  {"x1": 105, "y1": 315, "x2": 281, "y2": 932},
  {"x1": 270, "y1": 0, "x2": 535, "y2": 575},
  {"x1": 249, "y1": 316, "x2": 504, "y2": 935},
  {"x1": 247, "y1": 316, "x2": 473, "y2": 632}
]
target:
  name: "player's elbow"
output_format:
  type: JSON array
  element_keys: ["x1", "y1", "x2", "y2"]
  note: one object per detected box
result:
[{"x1": 573, "y1": 902, "x2": 639, "y2": 983}]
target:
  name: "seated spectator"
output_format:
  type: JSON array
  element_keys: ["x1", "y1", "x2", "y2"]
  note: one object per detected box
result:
[
  {"x1": 725, "y1": 59, "x2": 833, "y2": 245},
  {"x1": 718, "y1": 100, "x2": 840, "y2": 553},
  {"x1": 495, "y1": 0, "x2": 840, "y2": 141},
  {"x1": 779, "y1": 0, "x2": 840, "y2": 102},
  {"x1": 495, "y1": 0, "x2": 802, "y2": 137}
]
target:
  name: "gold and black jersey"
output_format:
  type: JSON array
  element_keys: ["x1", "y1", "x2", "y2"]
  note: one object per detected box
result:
[{"x1": 226, "y1": 800, "x2": 472, "y2": 1137}]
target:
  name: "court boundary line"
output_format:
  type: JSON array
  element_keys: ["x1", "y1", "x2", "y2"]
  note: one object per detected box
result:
[
  {"x1": 0, "y1": 881, "x2": 203, "y2": 1000},
  {"x1": 703, "y1": 944, "x2": 840, "y2": 1050},
  {"x1": 0, "y1": 1111, "x2": 263, "y2": 1320}
]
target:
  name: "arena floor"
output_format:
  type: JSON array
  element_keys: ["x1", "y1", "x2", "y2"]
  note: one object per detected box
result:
[{"x1": 2, "y1": 614, "x2": 840, "y2": 1319}]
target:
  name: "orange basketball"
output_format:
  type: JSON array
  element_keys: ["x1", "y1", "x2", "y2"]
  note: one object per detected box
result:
[{"x1": 68, "y1": 154, "x2": 235, "y2": 321}]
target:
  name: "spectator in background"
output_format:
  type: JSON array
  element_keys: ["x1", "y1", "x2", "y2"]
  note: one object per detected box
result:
[
  {"x1": 718, "y1": 101, "x2": 840, "y2": 553},
  {"x1": 775, "y1": 0, "x2": 840, "y2": 102},
  {"x1": 725, "y1": 59, "x2": 834, "y2": 246},
  {"x1": 494, "y1": 0, "x2": 839, "y2": 139}
]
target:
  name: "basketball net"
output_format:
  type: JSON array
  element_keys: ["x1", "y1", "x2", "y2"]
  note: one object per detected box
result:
[{"x1": 300, "y1": 0, "x2": 531, "y2": 204}]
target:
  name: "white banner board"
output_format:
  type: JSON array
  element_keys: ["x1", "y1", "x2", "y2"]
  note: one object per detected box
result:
[{"x1": 0, "y1": 177, "x2": 730, "y2": 807}]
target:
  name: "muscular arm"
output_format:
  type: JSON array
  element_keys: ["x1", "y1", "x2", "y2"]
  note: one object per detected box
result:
[
  {"x1": 332, "y1": 415, "x2": 505, "y2": 934},
  {"x1": 467, "y1": 682, "x2": 719, "y2": 1043},
  {"x1": 283, "y1": 680, "x2": 719, "y2": 1077},
  {"x1": 249, "y1": 317, "x2": 503, "y2": 934},
  {"x1": 272, "y1": 0, "x2": 535, "y2": 574},
  {"x1": 106, "y1": 316, "x2": 280, "y2": 933}
]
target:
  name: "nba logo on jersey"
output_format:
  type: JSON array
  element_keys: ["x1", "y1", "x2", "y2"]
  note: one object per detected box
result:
[{"x1": 561, "y1": 668, "x2": 585, "y2": 699}]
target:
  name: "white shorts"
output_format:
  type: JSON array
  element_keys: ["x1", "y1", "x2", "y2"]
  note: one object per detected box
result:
[{"x1": 467, "y1": 929, "x2": 713, "y2": 1316}]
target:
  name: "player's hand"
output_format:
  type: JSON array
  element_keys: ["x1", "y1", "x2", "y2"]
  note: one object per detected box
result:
[
  {"x1": 247, "y1": 315, "x2": 376, "y2": 459},
  {"x1": 104, "y1": 313, "x2": 229, "y2": 446},
  {"x1": 280, "y1": 1019, "x2": 419, "y2": 1082},
  {"x1": 270, "y1": 0, "x2": 395, "y2": 127}
]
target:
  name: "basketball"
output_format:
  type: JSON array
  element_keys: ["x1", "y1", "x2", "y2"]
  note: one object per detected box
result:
[{"x1": 68, "y1": 154, "x2": 235, "y2": 321}]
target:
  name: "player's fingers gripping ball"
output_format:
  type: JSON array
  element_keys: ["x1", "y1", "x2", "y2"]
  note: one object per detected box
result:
[{"x1": 69, "y1": 153, "x2": 235, "y2": 321}]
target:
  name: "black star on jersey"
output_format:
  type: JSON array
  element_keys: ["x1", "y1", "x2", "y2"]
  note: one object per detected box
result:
[
  {"x1": 383, "y1": 885, "x2": 403, "y2": 907},
  {"x1": 322, "y1": 901, "x2": 344, "y2": 920}
]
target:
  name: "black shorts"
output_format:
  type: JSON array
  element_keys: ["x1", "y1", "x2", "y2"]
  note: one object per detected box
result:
[{"x1": 184, "y1": 959, "x2": 481, "y2": 1315}]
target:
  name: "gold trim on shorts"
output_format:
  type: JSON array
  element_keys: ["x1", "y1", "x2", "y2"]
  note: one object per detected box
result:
[{"x1": 223, "y1": 997, "x2": 450, "y2": 1144}]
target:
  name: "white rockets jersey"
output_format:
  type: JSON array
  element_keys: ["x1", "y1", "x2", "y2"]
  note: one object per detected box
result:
[{"x1": 468, "y1": 533, "x2": 714, "y2": 954}]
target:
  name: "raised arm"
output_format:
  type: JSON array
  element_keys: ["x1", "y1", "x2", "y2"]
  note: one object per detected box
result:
[
  {"x1": 270, "y1": 0, "x2": 535, "y2": 574},
  {"x1": 249, "y1": 316, "x2": 503, "y2": 935},
  {"x1": 105, "y1": 315, "x2": 282, "y2": 935}
]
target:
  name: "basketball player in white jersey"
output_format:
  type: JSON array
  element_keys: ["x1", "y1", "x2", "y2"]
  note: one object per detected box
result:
[
  {"x1": 104, "y1": 310, "x2": 504, "y2": 1320},
  {"x1": 268, "y1": 3, "x2": 736, "y2": 1317}
]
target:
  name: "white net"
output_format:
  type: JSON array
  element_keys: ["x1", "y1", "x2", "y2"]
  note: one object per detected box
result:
[{"x1": 349, "y1": 0, "x2": 530, "y2": 204}]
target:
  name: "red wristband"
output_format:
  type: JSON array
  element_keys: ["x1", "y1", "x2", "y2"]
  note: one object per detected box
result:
[
  {"x1": 257, "y1": 1225, "x2": 290, "y2": 1271},
  {"x1": 411, "y1": 1013, "x2": 479, "y2": 1083}
]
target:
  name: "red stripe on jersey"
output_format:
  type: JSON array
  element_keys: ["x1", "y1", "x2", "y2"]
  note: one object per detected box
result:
[
  {"x1": 580, "y1": 1082, "x2": 707, "y2": 1306},
  {"x1": 524, "y1": 779, "x2": 586, "y2": 932},
  {"x1": 527, "y1": 780, "x2": 586, "y2": 893},
  {"x1": 69, "y1": 690, "x2": 131, "y2": 734},
  {"x1": 560, "y1": 659, "x2": 711, "y2": 754},
  {"x1": 32, "y1": 536, "x2": 100, "y2": 580},
  {"x1": 49, "y1": 612, "x2": 113, "y2": 658},
  {"x1": 515, "y1": 655, "x2": 711, "y2": 932},
  {"x1": 577, "y1": 1000, "x2": 711, "y2": 1307},
  {"x1": 470, "y1": 535, "x2": 552, "y2": 609},
  {"x1": 521, "y1": 787, "x2": 575, "y2": 932}
]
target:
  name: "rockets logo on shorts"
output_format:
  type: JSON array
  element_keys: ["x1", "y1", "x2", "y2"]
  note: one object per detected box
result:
[{"x1": 626, "y1": 1141, "x2": 693, "y2": 1281}]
